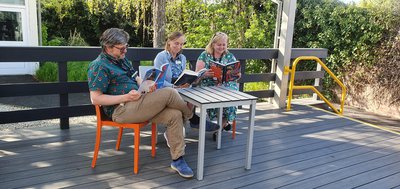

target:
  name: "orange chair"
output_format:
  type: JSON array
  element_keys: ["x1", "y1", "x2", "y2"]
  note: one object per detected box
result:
[
  {"x1": 91, "y1": 105, "x2": 157, "y2": 174},
  {"x1": 232, "y1": 120, "x2": 237, "y2": 139}
]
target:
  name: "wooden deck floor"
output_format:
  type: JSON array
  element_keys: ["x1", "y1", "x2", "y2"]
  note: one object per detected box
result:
[{"x1": 1, "y1": 103, "x2": 400, "y2": 189}]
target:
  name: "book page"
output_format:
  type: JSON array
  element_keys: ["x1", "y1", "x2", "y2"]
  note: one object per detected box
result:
[
  {"x1": 209, "y1": 62, "x2": 224, "y2": 84},
  {"x1": 138, "y1": 80, "x2": 155, "y2": 94},
  {"x1": 144, "y1": 69, "x2": 161, "y2": 81},
  {"x1": 209, "y1": 61, "x2": 240, "y2": 83},
  {"x1": 225, "y1": 61, "x2": 241, "y2": 82},
  {"x1": 197, "y1": 68, "x2": 208, "y2": 78},
  {"x1": 139, "y1": 63, "x2": 169, "y2": 89},
  {"x1": 155, "y1": 63, "x2": 169, "y2": 88},
  {"x1": 174, "y1": 70, "x2": 199, "y2": 86},
  {"x1": 139, "y1": 66, "x2": 154, "y2": 80}
]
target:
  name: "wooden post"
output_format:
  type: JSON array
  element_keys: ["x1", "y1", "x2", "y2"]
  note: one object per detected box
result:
[
  {"x1": 273, "y1": 0, "x2": 297, "y2": 108},
  {"x1": 58, "y1": 61, "x2": 69, "y2": 129}
]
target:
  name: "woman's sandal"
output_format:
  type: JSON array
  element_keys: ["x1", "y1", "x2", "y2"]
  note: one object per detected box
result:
[
  {"x1": 213, "y1": 122, "x2": 232, "y2": 141},
  {"x1": 223, "y1": 122, "x2": 231, "y2": 131}
]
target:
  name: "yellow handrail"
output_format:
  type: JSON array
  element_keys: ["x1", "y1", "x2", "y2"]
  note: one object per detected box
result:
[{"x1": 284, "y1": 56, "x2": 346, "y2": 115}]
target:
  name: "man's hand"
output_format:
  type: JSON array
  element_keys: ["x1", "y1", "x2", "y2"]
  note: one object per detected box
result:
[
  {"x1": 148, "y1": 83, "x2": 157, "y2": 93},
  {"x1": 176, "y1": 83, "x2": 190, "y2": 88},
  {"x1": 135, "y1": 76, "x2": 143, "y2": 85},
  {"x1": 125, "y1": 90, "x2": 141, "y2": 101}
]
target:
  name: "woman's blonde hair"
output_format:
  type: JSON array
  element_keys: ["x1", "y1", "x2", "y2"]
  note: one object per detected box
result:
[
  {"x1": 165, "y1": 31, "x2": 185, "y2": 52},
  {"x1": 205, "y1": 32, "x2": 229, "y2": 55}
]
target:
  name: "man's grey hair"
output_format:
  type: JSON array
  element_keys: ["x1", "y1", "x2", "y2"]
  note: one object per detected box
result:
[{"x1": 100, "y1": 28, "x2": 130, "y2": 50}]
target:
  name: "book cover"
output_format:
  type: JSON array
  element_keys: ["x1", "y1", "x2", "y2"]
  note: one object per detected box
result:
[
  {"x1": 209, "y1": 61, "x2": 241, "y2": 83},
  {"x1": 139, "y1": 63, "x2": 169, "y2": 89},
  {"x1": 173, "y1": 68, "x2": 207, "y2": 86}
]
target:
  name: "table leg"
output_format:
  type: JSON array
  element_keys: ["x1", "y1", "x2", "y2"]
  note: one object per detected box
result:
[
  {"x1": 217, "y1": 107, "x2": 223, "y2": 149},
  {"x1": 197, "y1": 107, "x2": 207, "y2": 180},
  {"x1": 245, "y1": 100, "x2": 256, "y2": 169}
]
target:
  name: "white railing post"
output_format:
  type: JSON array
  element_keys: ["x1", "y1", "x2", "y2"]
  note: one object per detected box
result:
[
  {"x1": 273, "y1": 0, "x2": 297, "y2": 108},
  {"x1": 313, "y1": 62, "x2": 322, "y2": 100}
]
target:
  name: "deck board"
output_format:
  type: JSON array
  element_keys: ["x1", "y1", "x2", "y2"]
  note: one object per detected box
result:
[{"x1": 1, "y1": 103, "x2": 400, "y2": 189}]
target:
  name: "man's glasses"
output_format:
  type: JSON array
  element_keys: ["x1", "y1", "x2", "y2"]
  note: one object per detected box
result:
[{"x1": 113, "y1": 44, "x2": 129, "y2": 52}]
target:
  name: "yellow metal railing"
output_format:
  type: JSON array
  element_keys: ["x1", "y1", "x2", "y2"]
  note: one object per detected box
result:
[{"x1": 284, "y1": 56, "x2": 346, "y2": 115}]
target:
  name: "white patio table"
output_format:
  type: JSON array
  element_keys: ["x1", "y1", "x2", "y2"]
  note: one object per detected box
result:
[{"x1": 178, "y1": 86, "x2": 257, "y2": 180}]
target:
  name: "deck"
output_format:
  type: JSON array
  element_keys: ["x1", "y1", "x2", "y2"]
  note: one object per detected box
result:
[{"x1": 1, "y1": 102, "x2": 400, "y2": 189}]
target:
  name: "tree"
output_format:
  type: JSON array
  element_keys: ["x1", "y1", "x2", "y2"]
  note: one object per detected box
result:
[{"x1": 152, "y1": 0, "x2": 166, "y2": 48}]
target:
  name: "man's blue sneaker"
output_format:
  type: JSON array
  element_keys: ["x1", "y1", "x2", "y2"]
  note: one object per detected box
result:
[
  {"x1": 171, "y1": 157, "x2": 194, "y2": 178},
  {"x1": 190, "y1": 120, "x2": 220, "y2": 132}
]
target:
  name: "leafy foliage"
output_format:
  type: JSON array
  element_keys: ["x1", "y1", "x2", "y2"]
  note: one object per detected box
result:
[
  {"x1": 38, "y1": 0, "x2": 399, "y2": 107},
  {"x1": 41, "y1": 0, "x2": 152, "y2": 46},
  {"x1": 35, "y1": 62, "x2": 58, "y2": 82},
  {"x1": 35, "y1": 61, "x2": 90, "y2": 82},
  {"x1": 293, "y1": 0, "x2": 396, "y2": 98}
]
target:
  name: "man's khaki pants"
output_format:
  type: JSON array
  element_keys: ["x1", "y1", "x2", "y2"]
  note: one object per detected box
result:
[{"x1": 112, "y1": 87, "x2": 192, "y2": 160}]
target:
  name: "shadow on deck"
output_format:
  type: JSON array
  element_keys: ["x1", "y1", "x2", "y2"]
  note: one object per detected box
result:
[{"x1": 1, "y1": 103, "x2": 400, "y2": 189}]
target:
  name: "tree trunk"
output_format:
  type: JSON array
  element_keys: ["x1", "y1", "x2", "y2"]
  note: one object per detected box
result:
[{"x1": 153, "y1": 0, "x2": 166, "y2": 48}]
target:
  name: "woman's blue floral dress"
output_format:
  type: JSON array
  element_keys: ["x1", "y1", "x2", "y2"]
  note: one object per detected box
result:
[{"x1": 197, "y1": 51, "x2": 238, "y2": 122}]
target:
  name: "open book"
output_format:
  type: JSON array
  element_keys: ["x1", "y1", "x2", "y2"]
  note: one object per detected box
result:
[
  {"x1": 138, "y1": 63, "x2": 169, "y2": 91},
  {"x1": 209, "y1": 60, "x2": 241, "y2": 83},
  {"x1": 173, "y1": 68, "x2": 207, "y2": 86},
  {"x1": 138, "y1": 80, "x2": 155, "y2": 94}
]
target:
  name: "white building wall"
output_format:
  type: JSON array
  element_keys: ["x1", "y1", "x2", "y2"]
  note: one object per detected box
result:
[{"x1": 0, "y1": 0, "x2": 39, "y2": 75}]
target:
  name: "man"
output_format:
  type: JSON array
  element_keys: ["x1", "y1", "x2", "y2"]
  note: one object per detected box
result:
[{"x1": 88, "y1": 28, "x2": 194, "y2": 178}]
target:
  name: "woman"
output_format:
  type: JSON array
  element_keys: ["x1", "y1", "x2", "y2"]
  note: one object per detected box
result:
[
  {"x1": 195, "y1": 32, "x2": 241, "y2": 131},
  {"x1": 154, "y1": 31, "x2": 189, "y2": 88},
  {"x1": 154, "y1": 32, "x2": 219, "y2": 141}
]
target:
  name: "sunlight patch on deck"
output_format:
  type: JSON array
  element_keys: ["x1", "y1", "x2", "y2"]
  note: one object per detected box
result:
[
  {"x1": 31, "y1": 161, "x2": 52, "y2": 168},
  {"x1": 283, "y1": 169, "x2": 304, "y2": 176},
  {"x1": 40, "y1": 181, "x2": 75, "y2": 189},
  {"x1": 289, "y1": 118, "x2": 324, "y2": 124},
  {"x1": 0, "y1": 134, "x2": 21, "y2": 142},
  {"x1": 96, "y1": 172, "x2": 124, "y2": 179},
  {"x1": 0, "y1": 149, "x2": 18, "y2": 157},
  {"x1": 302, "y1": 129, "x2": 395, "y2": 147},
  {"x1": 17, "y1": 129, "x2": 57, "y2": 139},
  {"x1": 102, "y1": 139, "x2": 118, "y2": 143},
  {"x1": 79, "y1": 149, "x2": 127, "y2": 158},
  {"x1": 32, "y1": 140, "x2": 77, "y2": 149},
  {"x1": 126, "y1": 144, "x2": 153, "y2": 150}
]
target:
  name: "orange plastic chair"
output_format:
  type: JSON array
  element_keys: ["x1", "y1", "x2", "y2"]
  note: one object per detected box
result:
[
  {"x1": 232, "y1": 120, "x2": 237, "y2": 139},
  {"x1": 91, "y1": 105, "x2": 157, "y2": 174}
]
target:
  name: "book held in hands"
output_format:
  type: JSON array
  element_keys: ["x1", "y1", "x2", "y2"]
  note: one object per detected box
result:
[
  {"x1": 138, "y1": 63, "x2": 169, "y2": 92},
  {"x1": 138, "y1": 80, "x2": 155, "y2": 94},
  {"x1": 173, "y1": 68, "x2": 208, "y2": 86},
  {"x1": 209, "y1": 60, "x2": 241, "y2": 83}
]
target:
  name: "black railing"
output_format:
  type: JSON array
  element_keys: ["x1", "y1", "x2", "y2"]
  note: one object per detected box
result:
[{"x1": 0, "y1": 47, "x2": 327, "y2": 129}]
